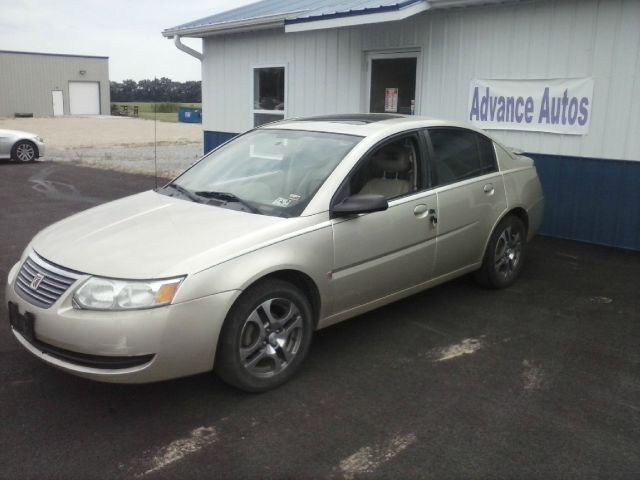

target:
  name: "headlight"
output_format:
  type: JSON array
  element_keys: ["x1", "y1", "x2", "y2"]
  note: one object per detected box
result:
[{"x1": 73, "y1": 276, "x2": 184, "y2": 310}]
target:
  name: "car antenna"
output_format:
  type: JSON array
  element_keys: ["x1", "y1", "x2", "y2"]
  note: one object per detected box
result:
[{"x1": 154, "y1": 94, "x2": 158, "y2": 190}]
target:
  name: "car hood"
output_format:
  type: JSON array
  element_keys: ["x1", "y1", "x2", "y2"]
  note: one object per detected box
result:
[{"x1": 31, "y1": 190, "x2": 307, "y2": 279}]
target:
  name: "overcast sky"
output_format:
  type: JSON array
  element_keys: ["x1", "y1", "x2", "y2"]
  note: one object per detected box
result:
[{"x1": 0, "y1": 0, "x2": 257, "y2": 81}]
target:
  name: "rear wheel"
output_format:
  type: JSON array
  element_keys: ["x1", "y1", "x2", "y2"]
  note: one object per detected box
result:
[
  {"x1": 475, "y1": 215, "x2": 526, "y2": 289},
  {"x1": 12, "y1": 140, "x2": 37, "y2": 163},
  {"x1": 215, "y1": 279, "x2": 314, "y2": 392}
]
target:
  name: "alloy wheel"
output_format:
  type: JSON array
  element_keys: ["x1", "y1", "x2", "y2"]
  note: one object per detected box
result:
[
  {"x1": 239, "y1": 298, "x2": 304, "y2": 378},
  {"x1": 15, "y1": 143, "x2": 35, "y2": 162},
  {"x1": 494, "y1": 225, "x2": 522, "y2": 280}
]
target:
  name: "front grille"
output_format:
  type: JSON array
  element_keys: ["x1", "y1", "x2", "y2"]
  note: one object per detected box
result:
[{"x1": 15, "y1": 253, "x2": 83, "y2": 308}]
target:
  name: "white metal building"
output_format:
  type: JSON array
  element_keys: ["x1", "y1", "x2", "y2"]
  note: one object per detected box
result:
[
  {"x1": 0, "y1": 50, "x2": 110, "y2": 117},
  {"x1": 163, "y1": 0, "x2": 640, "y2": 250}
]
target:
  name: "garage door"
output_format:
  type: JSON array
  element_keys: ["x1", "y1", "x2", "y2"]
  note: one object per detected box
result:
[{"x1": 69, "y1": 81, "x2": 100, "y2": 115}]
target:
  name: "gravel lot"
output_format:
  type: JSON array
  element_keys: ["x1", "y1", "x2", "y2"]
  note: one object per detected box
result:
[{"x1": 0, "y1": 116, "x2": 204, "y2": 177}]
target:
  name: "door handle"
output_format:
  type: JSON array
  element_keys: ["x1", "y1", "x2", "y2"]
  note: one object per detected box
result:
[
  {"x1": 483, "y1": 183, "x2": 495, "y2": 195},
  {"x1": 414, "y1": 205, "x2": 437, "y2": 225},
  {"x1": 414, "y1": 204, "x2": 428, "y2": 216}
]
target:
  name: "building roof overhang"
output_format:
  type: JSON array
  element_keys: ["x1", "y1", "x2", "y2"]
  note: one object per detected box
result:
[{"x1": 162, "y1": 0, "x2": 515, "y2": 38}]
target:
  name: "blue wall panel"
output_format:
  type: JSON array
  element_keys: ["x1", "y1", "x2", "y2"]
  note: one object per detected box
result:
[
  {"x1": 204, "y1": 130, "x2": 237, "y2": 155},
  {"x1": 530, "y1": 154, "x2": 640, "y2": 251}
]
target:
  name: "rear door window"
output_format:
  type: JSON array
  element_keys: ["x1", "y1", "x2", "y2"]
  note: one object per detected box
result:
[{"x1": 426, "y1": 128, "x2": 497, "y2": 187}]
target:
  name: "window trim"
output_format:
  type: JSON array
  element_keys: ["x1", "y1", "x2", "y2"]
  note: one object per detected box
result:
[
  {"x1": 365, "y1": 49, "x2": 422, "y2": 115},
  {"x1": 251, "y1": 63, "x2": 287, "y2": 128},
  {"x1": 423, "y1": 126, "x2": 499, "y2": 188}
]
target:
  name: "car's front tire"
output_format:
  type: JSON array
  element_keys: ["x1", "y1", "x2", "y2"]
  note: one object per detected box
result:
[
  {"x1": 12, "y1": 140, "x2": 38, "y2": 163},
  {"x1": 475, "y1": 215, "x2": 526, "y2": 289},
  {"x1": 215, "y1": 279, "x2": 314, "y2": 392}
]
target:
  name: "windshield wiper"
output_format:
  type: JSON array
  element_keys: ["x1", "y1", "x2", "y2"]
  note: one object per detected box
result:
[
  {"x1": 163, "y1": 183, "x2": 204, "y2": 203},
  {"x1": 194, "y1": 191, "x2": 261, "y2": 214}
]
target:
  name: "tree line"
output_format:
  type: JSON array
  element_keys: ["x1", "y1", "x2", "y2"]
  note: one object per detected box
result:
[{"x1": 110, "y1": 78, "x2": 201, "y2": 103}]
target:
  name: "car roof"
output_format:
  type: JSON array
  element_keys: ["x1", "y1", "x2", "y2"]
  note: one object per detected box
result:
[{"x1": 261, "y1": 114, "x2": 486, "y2": 137}]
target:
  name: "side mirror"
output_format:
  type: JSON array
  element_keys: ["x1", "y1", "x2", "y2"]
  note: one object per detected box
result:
[{"x1": 331, "y1": 194, "x2": 388, "y2": 217}]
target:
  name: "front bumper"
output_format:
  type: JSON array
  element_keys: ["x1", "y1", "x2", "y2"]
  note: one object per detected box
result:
[{"x1": 6, "y1": 261, "x2": 240, "y2": 383}]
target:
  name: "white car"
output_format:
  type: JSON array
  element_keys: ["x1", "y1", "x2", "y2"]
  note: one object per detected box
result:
[
  {"x1": 6, "y1": 114, "x2": 544, "y2": 391},
  {"x1": 0, "y1": 129, "x2": 45, "y2": 162}
]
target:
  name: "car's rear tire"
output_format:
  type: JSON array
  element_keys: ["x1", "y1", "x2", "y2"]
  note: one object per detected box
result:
[
  {"x1": 215, "y1": 279, "x2": 314, "y2": 392},
  {"x1": 12, "y1": 140, "x2": 37, "y2": 163},
  {"x1": 475, "y1": 215, "x2": 526, "y2": 289}
]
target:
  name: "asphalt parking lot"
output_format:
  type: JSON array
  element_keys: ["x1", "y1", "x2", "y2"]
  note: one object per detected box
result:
[{"x1": 1, "y1": 160, "x2": 639, "y2": 479}]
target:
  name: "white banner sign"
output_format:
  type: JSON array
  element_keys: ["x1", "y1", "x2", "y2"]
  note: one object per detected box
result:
[{"x1": 468, "y1": 78, "x2": 594, "y2": 135}]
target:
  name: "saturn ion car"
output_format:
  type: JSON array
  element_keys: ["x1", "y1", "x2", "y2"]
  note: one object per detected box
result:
[
  {"x1": 6, "y1": 114, "x2": 544, "y2": 392},
  {"x1": 0, "y1": 129, "x2": 45, "y2": 162}
]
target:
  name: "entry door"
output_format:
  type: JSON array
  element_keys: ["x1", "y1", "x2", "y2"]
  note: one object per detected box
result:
[
  {"x1": 52, "y1": 90, "x2": 64, "y2": 116},
  {"x1": 367, "y1": 52, "x2": 419, "y2": 115}
]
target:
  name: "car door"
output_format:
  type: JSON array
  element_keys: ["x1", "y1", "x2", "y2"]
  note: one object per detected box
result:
[
  {"x1": 424, "y1": 127, "x2": 507, "y2": 277},
  {"x1": 329, "y1": 132, "x2": 438, "y2": 315},
  {"x1": 0, "y1": 131, "x2": 14, "y2": 158}
]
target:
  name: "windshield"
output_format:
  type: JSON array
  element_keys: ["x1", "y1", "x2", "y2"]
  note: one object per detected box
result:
[{"x1": 164, "y1": 129, "x2": 361, "y2": 217}]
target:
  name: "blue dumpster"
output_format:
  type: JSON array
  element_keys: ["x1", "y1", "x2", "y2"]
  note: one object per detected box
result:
[{"x1": 178, "y1": 107, "x2": 202, "y2": 123}]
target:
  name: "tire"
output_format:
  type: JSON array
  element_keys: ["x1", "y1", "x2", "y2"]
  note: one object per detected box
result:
[
  {"x1": 12, "y1": 140, "x2": 37, "y2": 163},
  {"x1": 475, "y1": 215, "x2": 526, "y2": 289},
  {"x1": 215, "y1": 279, "x2": 314, "y2": 392}
]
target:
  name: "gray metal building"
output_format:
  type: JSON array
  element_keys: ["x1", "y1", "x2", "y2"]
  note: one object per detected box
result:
[{"x1": 0, "y1": 50, "x2": 110, "y2": 117}]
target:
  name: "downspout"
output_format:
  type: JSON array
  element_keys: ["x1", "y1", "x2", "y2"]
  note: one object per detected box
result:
[
  {"x1": 173, "y1": 35, "x2": 203, "y2": 61},
  {"x1": 172, "y1": 35, "x2": 206, "y2": 153}
]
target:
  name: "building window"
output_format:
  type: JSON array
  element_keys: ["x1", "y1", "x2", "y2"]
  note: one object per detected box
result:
[{"x1": 253, "y1": 66, "x2": 285, "y2": 127}]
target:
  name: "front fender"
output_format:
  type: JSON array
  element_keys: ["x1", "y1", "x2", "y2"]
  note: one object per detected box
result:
[{"x1": 173, "y1": 220, "x2": 334, "y2": 317}]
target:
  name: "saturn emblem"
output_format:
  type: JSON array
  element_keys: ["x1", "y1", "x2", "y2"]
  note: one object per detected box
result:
[{"x1": 30, "y1": 273, "x2": 45, "y2": 290}]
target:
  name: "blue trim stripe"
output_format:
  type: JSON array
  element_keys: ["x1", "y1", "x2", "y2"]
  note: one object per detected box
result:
[
  {"x1": 286, "y1": 0, "x2": 423, "y2": 25},
  {"x1": 166, "y1": 0, "x2": 426, "y2": 34},
  {"x1": 204, "y1": 130, "x2": 238, "y2": 155}
]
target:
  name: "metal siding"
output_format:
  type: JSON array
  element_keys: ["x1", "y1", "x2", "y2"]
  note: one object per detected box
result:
[
  {"x1": 202, "y1": 27, "x2": 364, "y2": 133},
  {"x1": 199, "y1": 0, "x2": 639, "y2": 159},
  {"x1": 201, "y1": 0, "x2": 640, "y2": 160},
  {"x1": 532, "y1": 154, "x2": 640, "y2": 251},
  {"x1": 392, "y1": 0, "x2": 639, "y2": 163},
  {"x1": 0, "y1": 52, "x2": 109, "y2": 117}
]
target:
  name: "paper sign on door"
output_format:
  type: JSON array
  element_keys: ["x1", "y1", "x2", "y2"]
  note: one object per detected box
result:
[{"x1": 384, "y1": 88, "x2": 399, "y2": 113}]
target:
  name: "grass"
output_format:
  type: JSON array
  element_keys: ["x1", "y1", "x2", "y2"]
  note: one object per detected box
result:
[{"x1": 110, "y1": 102, "x2": 201, "y2": 122}]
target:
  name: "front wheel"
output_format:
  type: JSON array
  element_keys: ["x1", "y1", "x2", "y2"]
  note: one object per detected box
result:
[
  {"x1": 475, "y1": 215, "x2": 526, "y2": 289},
  {"x1": 12, "y1": 140, "x2": 37, "y2": 163},
  {"x1": 215, "y1": 279, "x2": 314, "y2": 392}
]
